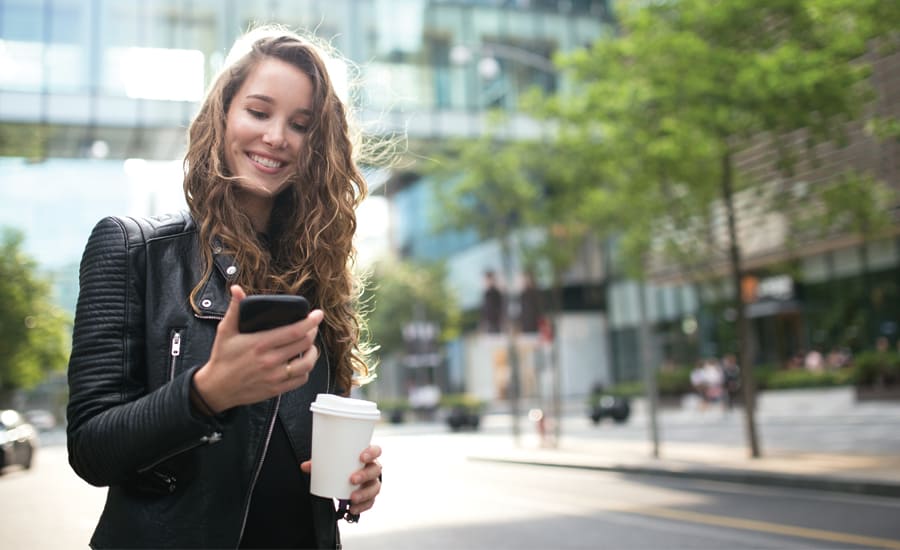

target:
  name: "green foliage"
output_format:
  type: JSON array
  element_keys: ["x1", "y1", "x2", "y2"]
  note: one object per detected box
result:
[
  {"x1": 853, "y1": 351, "x2": 900, "y2": 387},
  {"x1": 537, "y1": 0, "x2": 900, "y2": 280},
  {"x1": 656, "y1": 366, "x2": 693, "y2": 397},
  {"x1": 361, "y1": 259, "x2": 461, "y2": 360},
  {"x1": 439, "y1": 393, "x2": 485, "y2": 411},
  {"x1": 608, "y1": 361, "x2": 863, "y2": 397},
  {"x1": 763, "y1": 368, "x2": 855, "y2": 390},
  {"x1": 426, "y1": 122, "x2": 597, "y2": 316},
  {"x1": 377, "y1": 398, "x2": 410, "y2": 412},
  {"x1": 0, "y1": 123, "x2": 49, "y2": 159},
  {"x1": 428, "y1": 132, "x2": 537, "y2": 242},
  {"x1": 0, "y1": 228, "x2": 72, "y2": 390},
  {"x1": 794, "y1": 172, "x2": 897, "y2": 239},
  {"x1": 752, "y1": 364, "x2": 779, "y2": 390}
]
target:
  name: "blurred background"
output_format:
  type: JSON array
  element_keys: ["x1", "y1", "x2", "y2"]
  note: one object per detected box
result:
[{"x1": 0, "y1": 0, "x2": 897, "y2": 436}]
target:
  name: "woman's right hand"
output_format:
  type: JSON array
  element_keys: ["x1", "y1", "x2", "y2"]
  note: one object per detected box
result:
[{"x1": 192, "y1": 285, "x2": 324, "y2": 413}]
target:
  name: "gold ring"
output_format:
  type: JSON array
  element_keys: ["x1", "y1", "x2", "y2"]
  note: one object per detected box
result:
[{"x1": 285, "y1": 362, "x2": 293, "y2": 380}]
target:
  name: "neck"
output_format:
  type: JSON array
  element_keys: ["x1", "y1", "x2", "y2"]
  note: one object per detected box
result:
[{"x1": 238, "y1": 193, "x2": 274, "y2": 233}]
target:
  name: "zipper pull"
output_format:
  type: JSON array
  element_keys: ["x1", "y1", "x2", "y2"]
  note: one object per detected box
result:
[
  {"x1": 171, "y1": 332, "x2": 182, "y2": 357},
  {"x1": 203, "y1": 431, "x2": 223, "y2": 444}
]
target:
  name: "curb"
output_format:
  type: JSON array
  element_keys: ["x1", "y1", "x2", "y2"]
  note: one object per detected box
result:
[{"x1": 468, "y1": 456, "x2": 900, "y2": 499}]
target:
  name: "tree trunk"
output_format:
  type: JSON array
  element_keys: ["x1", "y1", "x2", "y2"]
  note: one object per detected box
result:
[
  {"x1": 550, "y1": 266, "x2": 565, "y2": 447},
  {"x1": 721, "y1": 150, "x2": 762, "y2": 458},
  {"x1": 638, "y1": 280, "x2": 661, "y2": 458},
  {"x1": 500, "y1": 237, "x2": 522, "y2": 442}
]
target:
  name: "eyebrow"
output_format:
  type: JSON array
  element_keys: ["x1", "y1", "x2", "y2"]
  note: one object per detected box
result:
[{"x1": 245, "y1": 94, "x2": 313, "y2": 116}]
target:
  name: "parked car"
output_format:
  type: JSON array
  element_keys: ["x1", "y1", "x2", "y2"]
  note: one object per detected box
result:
[
  {"x1": 0, "y1": 409, "x2": 37, "y2": 473},
  {"x1": 587, "y1": 384, "x2": 631, "y2": 425},
  {"x1": 589, "y1": 395, "x2": 631, "y2": 424},
  {"x1": 441, "y1": 394, "x2": 484, "y2": 432}
]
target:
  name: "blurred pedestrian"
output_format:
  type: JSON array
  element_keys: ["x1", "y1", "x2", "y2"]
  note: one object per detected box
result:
[
  {"x1": 690, "y1": 360, "x2": 708, "y2": 409},
  {"x1": 66, "y1": 26, "x2": 381, "y2": 549},
  {"x1": 518, "y1": 270, "x2": 542, "y2": 333},
  {"x1": 805, "y1": 348, "x2": 824, "y2": 372},
  {"x1": 690, "y1": 358, "x2": 724, "y2": 410},
  {"x1": 721, "y1": 353, "x2": 741, "y2": 409},
  {"x1": 481, "y1": 270, "x2": 504, "y2": 333}
]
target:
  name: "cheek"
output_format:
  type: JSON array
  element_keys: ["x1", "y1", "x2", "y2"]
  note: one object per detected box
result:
[{"x1": 223, "y1": 119, "x2": 250, "y2": 169}]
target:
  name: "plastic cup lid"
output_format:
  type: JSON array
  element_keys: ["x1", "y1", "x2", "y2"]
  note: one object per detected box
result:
[{"x1": 309, "y1": 394, "x2": 381, "y2": 420}]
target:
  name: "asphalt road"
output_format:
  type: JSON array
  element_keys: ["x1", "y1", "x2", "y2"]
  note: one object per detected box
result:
[
  {"x1": 4, "y1": 427, "x2": 898, "y2": 549},
  {"x1": 341, "y1": 429, "x2": 900, "y2": 550}
]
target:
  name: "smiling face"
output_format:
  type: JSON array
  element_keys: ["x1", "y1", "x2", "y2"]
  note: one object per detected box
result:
[{"x1": 224, "y1": 56, "x2": 314, "y2": 229}]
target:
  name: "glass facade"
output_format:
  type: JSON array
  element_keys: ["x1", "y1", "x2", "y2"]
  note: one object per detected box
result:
[
  {"x1": 606, "y1": 237, "x2": 900, "y2": 381},
  {"x1": 0, "y1": 0, "x2": 610, "y2": 312},
  {"x1": 0, "y1": 0, "x2": 610, "y2": 158}
]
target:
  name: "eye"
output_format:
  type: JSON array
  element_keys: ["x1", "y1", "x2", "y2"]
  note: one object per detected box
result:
[
  {"x1": 247, "y1": 109, "x2": 267, "y2": 119},
  {"x1": 290, "y1": 121, "x2": 308, "y2": 133}
]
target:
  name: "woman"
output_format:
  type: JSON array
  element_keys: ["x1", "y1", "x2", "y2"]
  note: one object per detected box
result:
[{"x1": 67, "y1": 26, "x2": 382, "y2": 549}]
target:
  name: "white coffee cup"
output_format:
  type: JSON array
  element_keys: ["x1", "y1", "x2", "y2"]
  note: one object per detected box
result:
[{"x1": 309, "y1": 394, "x2": 381, "y2": 499}]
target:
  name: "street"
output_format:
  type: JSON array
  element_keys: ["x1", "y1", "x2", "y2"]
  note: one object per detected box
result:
[{"x1": 2, "y1": 424, "x2": 899, "y2": 549}]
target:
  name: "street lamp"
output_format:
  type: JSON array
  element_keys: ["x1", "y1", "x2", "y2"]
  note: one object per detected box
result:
[
  {"x1": 449, "y1": 42, "x2": 557, "y2": 77},
  {"x1": 449, "y1": 42, "x2": 558, "y2": 110}
]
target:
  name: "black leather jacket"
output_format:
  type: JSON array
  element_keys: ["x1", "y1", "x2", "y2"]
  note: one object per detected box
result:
[{"x1": 67, "y1": 211, "x2": 341, "y2": 549}]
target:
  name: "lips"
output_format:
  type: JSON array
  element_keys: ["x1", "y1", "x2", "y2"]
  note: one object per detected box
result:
[{"x1": 247, "y1": 152, "x2": 286, "y2": 171}]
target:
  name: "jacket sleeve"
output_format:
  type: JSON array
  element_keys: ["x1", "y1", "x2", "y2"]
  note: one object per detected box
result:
[{"x1": 66, "y1": 216, "x2": 218, "y2": 487}]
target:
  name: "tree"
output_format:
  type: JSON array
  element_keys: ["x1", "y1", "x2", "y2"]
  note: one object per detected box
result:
[
  {"x1": 0, "y1": 123, "x2": 49, "y2": 159},
  {"x1": 428, "y1": 123, "x2": 599, "y2": 444},
  {"x1": 538, "y1": 0, "x2": 899, "y2": 458},
  {"x1": 427, "y1": 129, "x2": 539, "y2": 439},
  {"x1": 361, "y1": 259, "x2": 461, "y2": 368},
  {"x1": 0, "y1": 228, "x2": 71, "y2": 394}
]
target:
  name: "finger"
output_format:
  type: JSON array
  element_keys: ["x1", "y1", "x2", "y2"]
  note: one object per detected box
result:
[
  {"x1": 258, "y1": 309, "x2": 325, "y2": 349},
  {"x1": 349, "y1": 497, "x2": 375, "y2": 515},
  {"x1": 350, "y1": 459, "x2": 382, "y2": 485},
  {"x1": 219, "y1": 285, "x2": 246, "y2": 335},
  {"x1": 266, "y1": 323, "x2": 320, "y2": 363},
  {"x1": 300, "y1": 460, "x2": 311, "y2": 474},
  {"x1": 349, "y1": 479, "x2": 380, "y2": 513},
  {"x1": 360, "y1": 445, "x2": 382, "y2": 463},
  {"x1": 277, "y1": 346, "x2": 317, "y2": 389}
]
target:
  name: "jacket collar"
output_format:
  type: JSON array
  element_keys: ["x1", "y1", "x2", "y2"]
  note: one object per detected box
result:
[{"x1": 195, "y1": 238, "x2": 239, "y2": 318}]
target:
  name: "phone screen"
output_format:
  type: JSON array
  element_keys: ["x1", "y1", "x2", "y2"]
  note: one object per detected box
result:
[{"x1": 238, "y1": 295, "x2": 311, "y2": 333}]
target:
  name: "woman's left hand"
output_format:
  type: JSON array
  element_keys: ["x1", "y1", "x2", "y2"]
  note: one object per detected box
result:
[{"x1": 301, "y1": 444, "x2": 382, "y2": 515}]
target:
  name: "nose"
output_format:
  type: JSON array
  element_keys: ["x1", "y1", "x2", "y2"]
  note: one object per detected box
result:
[{"x1": 262, "y1": 122, "x2": 287, "y2": 149}]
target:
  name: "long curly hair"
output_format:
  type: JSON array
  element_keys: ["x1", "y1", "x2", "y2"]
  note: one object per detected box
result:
[{"x1": 183, "y1": 26, "x2": 371, "y2": 392}]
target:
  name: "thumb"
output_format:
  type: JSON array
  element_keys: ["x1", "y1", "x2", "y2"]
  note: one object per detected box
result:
[{"x1": 220, "y1": 284, "x2": 247, "y2": 332}]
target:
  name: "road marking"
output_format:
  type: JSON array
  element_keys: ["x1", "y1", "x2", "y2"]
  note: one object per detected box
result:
[{"x1": 631, "y1": 506, "x2": 900, "y2": 550}]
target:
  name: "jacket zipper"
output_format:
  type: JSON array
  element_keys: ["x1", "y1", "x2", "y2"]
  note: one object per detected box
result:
[
  {"x1": 135, "y1": 330, "x2": 222, "y2": 480},
  {"x1": 237, "y1": 395, "x2": 281, "y2": 545},
  {"x1": 136, "y1": 432, "x2": 223, "y2": 477},
  {"x1": 169, "y1": 330, "x2": 182, "y2": 381},
  {"x1": 236, "y1": 335, "x2": 329, "y2": 545}
]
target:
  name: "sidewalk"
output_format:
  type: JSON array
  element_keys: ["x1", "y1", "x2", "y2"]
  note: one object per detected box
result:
[{"x1": 468, "y1": 387, "x2": 900, "y2": 498}]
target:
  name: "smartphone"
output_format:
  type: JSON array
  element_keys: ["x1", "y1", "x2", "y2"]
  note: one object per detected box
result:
[{"x1": 238, "y1": 295, "x2": 311, "y2": 333}]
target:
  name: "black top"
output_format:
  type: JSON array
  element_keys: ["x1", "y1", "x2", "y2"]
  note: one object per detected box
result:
[{"x1": 240, "y1": 417, "x2": 316, "y2": 549}]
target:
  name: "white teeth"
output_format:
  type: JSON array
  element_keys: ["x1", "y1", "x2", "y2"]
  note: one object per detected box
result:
[{"x1": 249, "y1": 154, "x2": 283, "y2": 169}]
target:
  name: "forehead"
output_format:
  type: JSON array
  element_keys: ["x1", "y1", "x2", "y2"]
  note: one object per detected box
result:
[{"x1": 237, "y1": 57, "x2": 314, "y2": 109}]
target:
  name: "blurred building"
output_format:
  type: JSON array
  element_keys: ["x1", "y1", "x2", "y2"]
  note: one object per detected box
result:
[
  {"x1": 602, "y1": 51, "x2": 900, "y2": 383},
  {"x1": 6, "y1": 0, "x2": 892, "y2": 403},
  {"x1": 0, "y1": 0, "x2": 615, "y2": 402}
]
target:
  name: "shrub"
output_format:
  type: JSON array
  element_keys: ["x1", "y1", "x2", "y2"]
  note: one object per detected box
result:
[
  {"x1": 439, "y1": 393, "x2": 484, "y2": 411},
  {"x1": 377, "y1": 398, "x2": 410, "y2": 412},
  {"x1": 752, "y1": 364, "x2": 778, "y2": 391},
  {"x1": 607, "y1": 381, "x2": 644, "y2": 398},
  {"x1": 763, "y1": 368, "x2": 855, "y2": 390},
  {"x1": 853, "y1": 351, "x2": 900, "y2": 387},
  {"x1": 656, "y1": 366, "x2": 693, "y2": 396}
]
